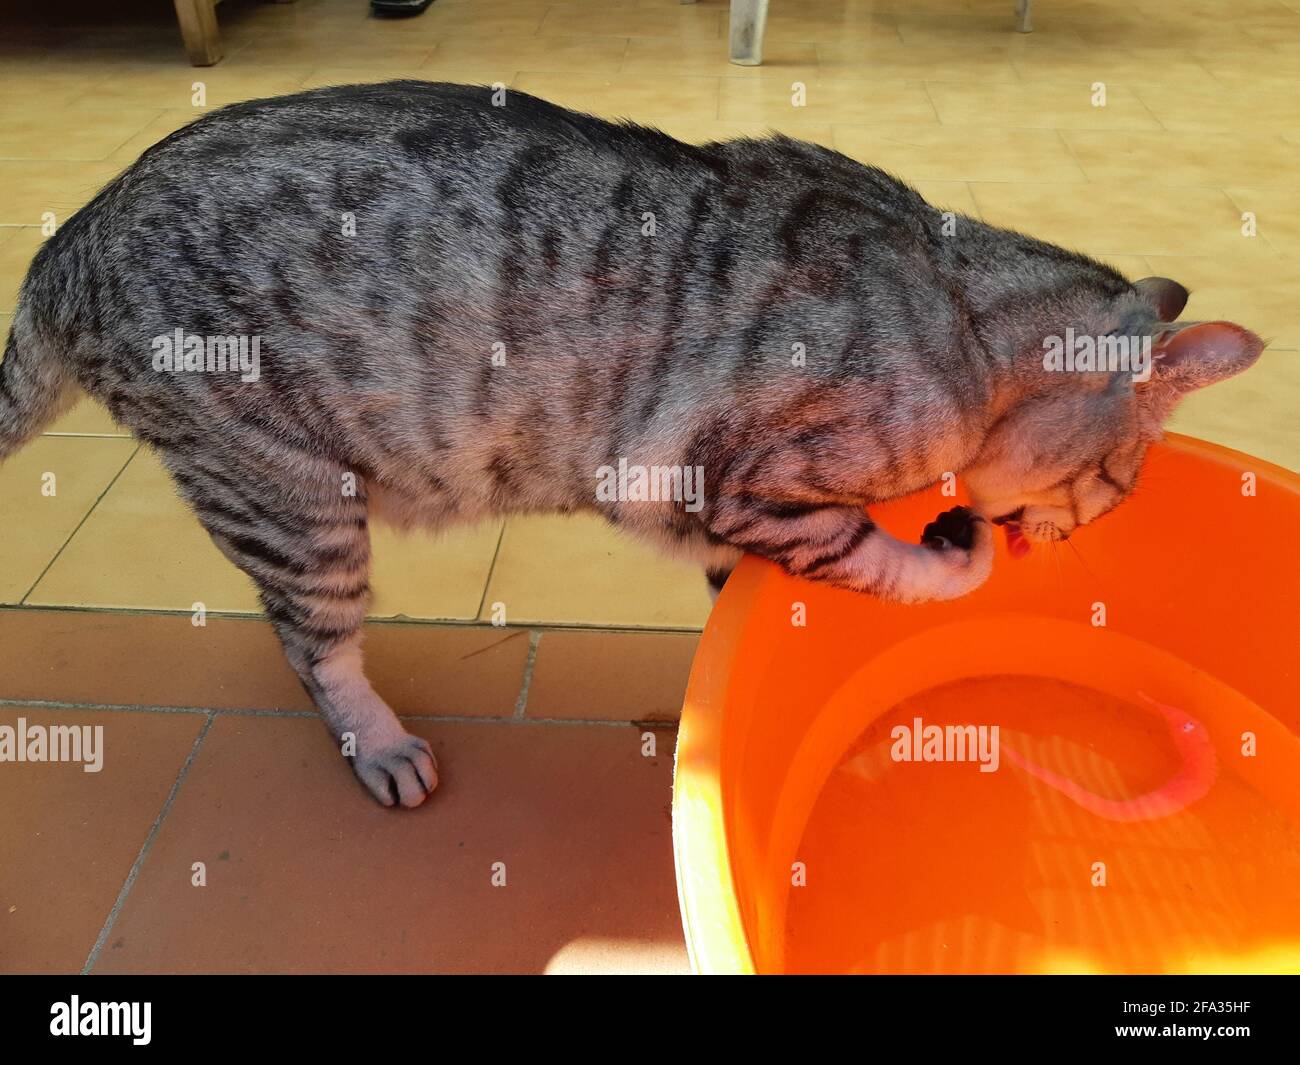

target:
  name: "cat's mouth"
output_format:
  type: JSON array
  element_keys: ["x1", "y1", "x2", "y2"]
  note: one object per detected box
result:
[
  {"x1": 991, "y1": 508, "x2": 1031, "y2": 558},
  {"x1": 1002, "y1": 522, "x2": 1031, "y2": 558}
]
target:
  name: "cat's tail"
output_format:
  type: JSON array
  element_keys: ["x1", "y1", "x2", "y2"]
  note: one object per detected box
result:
[{"x1": 0, "y1": 308, "x2": 77, "y2": 461}]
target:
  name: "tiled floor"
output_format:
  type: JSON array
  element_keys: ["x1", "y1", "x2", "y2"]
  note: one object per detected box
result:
[
  {"x1": 0, "y1": 610, "x2": 694, "y2": 973},
  {"x1": 1, "y1": 0, "x2": 1298, "y2": 972}
]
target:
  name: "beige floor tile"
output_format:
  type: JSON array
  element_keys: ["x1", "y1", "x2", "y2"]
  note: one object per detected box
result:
[
  {"x1": 1010, "y1": 43, "x2": 1213, "y2": 85},
  {"x1": 651, "y1": 118, "x2": 835, "y2": 148},
  {"x1": 0, "y1": 66, "x2": 103, "y2": 108},
  {"x1": 0, "y1": 436, "x2": 137, "y2": 604},
  {"x1": 513, "y1": 71, "x2": 722, "y2": 122},
  {"x1": 893, "y1": 15, "x2": 1085, "y2": 47},
  {"x1": 0, "y1": 706, "x2": 206, "y2": 974},
  {"x1": 227, "y1": 33, "x2": 436, "y2": 68},
  {"x1": 432, "y1": 33, "x2": 630, "y2": 75},
  {"x1": 0, "y1": 228, "x2": 46, "y2": 315},
  {"x1": 1140, "y1": 0, "x2": 1294, "y2": 21},
  {"x1": 407, "y1": 65, "x2": 520, "y2": 88},
  {"x1": 368, "y1": 520, "x2": 503, "y2": 621},
  {"x1": 925, "y1": 80, "x2": 1161, "y2": 131},
  {"x1": 482, "y1": 514, "x2": 710, "y2": 628},
  {"x1": 1238, "y1": 12, "x2": 1300, "y2": 45},
  {"x1": 719, "y1": 78, "x2": 938, "y2": 125},
  {"x1": 90, "y1": 715, "x2": 687, "y2": 974},
  {"x1": 622, "y1": 35, "x2": 817, "y2": 78},
  {"x1": 1061, "y1": 131, "x2": 1300, "y2": 189},
  {"x1": 67, "y1": 68, "x2": 311, "y2": 110},
  {"x1": 1068, "y1": 15, "x2": 1273, "y2": 53},
  {"x1": 913, "y1": 180, "x2": 980, "y2": 217},
  {"x1": 834, "y1": 125, "x2": 1087, "y2": 184},
  {"x1": 45, "y1": 394, "x2": 128, "y2": 437},
  {"x1": 416, "y1": 0, "x2": 555, "y2": 38},
  {"x1": 300, "y1": 67, "x2": 431, "y2": 90},
  {"x1": 970, "y1": 183, "x2": 1277, "y2": 260},
  {"x1": 26, "y1": 449, "x2": 502, "y2": 619},
  {"x1": 763, "y1": 11, "x2": 900, "y2": 45},
  {"x1": 26, "y1": 449, "x2": 262, "y2": 613},
  {"x1": 817, "y1": 40, "x2": 1021, "y2": 83},
  {"x1": 107, "y1": 109, "x2": 206, "y2": 163},
  {"x1": 0, "y1": 107, "x2": 162, "y2": 160},
  {"x1": 217, "y1": 0, "x2": 368, "y2": 38},
  {"x1": 0, "y1": 160, "x2": 121, "y2": 226},
  {"x1": 1129, "y1": 78, "x2": 1300, "y2": 135},
  {"x1": 540, "y1": 4, "x2": 723, "y2": 39},
  {"x1": 1224, "y1": 188, "x2": 1300, "y2": 260},
  {"x1": 1199, "y1": 50, "x2": 1300, "y2": 92}
]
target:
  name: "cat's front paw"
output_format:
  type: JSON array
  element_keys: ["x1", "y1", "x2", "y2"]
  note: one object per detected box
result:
[
  {"x1": 921, "y1": 505, "x2": 980, "y2": 551},
  {"x1": 351, "y1": 731, "x2": 439, "y2": 808},
  {"x1": 918, "y1": 506, "x2": 993, "y2": 600}
]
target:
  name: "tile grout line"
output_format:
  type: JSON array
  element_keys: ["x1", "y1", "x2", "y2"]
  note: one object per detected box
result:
[
  {"x1": 512, "y1": 629, "x2": 543, "y2": 720},
  {"x1": 18, "y1": 442, "x2": 141, "y2": 605},
  {"x1": 0, "y1": 603, "x2": 707, "y2": 635},
  {"x1": 0, "y1": 696, "x2": 672, "y2": 729},
  {"x1": 99, "y1": 106, "x2": 170, "y2": 161},
  {"x1": 0, "y1": 696, "x2": 309, "y2": 717},
  {"x1": 473, "y1": 520, "x2": 508, "y2": 622},
  {"x1": 1051, "y1": 127, "x2": 1093, "y2": 183},
  {"x1": 80, "y1": 711, "x2": 215, "y2": 975},
  {"x1": 918, "y1": 80, "x2": 943, "y2": 126}
]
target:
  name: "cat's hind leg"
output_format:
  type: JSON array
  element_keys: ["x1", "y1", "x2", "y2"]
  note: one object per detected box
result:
[{"x1": 162, "y1": 450, "x2": 438, "y2": 807}]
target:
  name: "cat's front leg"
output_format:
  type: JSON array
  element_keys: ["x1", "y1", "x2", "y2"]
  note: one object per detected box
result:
[
  {"x1": 708, "y1": 498, "x2": 992, "y2": 603},
  {"x1": 304, "y1": 637, "x2": 439, "y2": 808},
  {"x1": 797, "y1": 507, "x2": 992, "y2": 603},
  {"x1": 704, "y1": 546, "x2": 744, "y2": 602}
]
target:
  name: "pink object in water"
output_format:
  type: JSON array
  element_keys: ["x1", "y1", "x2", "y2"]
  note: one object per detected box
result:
[{"x1": 1002, "y1": 692, "x2": 1218, "y2": 823}]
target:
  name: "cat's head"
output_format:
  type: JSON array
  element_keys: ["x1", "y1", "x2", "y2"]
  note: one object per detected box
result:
[{"x1": 962, "y1": 276, "x2": 1264, "y2": 543}]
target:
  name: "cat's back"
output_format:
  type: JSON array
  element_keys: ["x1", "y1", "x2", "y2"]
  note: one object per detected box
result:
[
  {"x1": 95, "y1": 81, "x2": 710, "y2": 214},
  {"x1": 138, "y1": 81, "x2": 602, "y2": 165}
]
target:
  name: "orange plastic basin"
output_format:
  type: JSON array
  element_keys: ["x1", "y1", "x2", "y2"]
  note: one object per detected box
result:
[{"x1": 673, "y1": 433, "x2": 1300, "y2": 974}]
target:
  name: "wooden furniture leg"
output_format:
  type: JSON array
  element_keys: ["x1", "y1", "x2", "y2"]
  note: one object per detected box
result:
[{"x1": 173, "y1": 0, "x2": 223, "y2": 66}]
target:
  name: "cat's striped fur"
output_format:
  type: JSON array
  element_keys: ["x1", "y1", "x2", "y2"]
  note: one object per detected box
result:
[{"x1": 0, "y1": 82, "x2": 1263, "y2": 806}]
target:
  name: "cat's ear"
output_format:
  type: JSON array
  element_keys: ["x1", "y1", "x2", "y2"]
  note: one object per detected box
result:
[
  {"x1": 1149, "y1": 321, "x2": 1265, "y2": 392},
  {"x1": 1134, "y1": 276, "x2": 1190, "y2": 320}
]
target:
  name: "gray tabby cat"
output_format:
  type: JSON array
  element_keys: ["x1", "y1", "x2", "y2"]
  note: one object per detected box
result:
[{"x1": 0, "y1": 82, "x2": 1263, "y2": 807}]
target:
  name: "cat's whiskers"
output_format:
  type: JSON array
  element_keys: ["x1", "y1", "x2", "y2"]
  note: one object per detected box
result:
[{"x1": 1063, "y1": 535, "x2": 1103, "y2": 585}]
